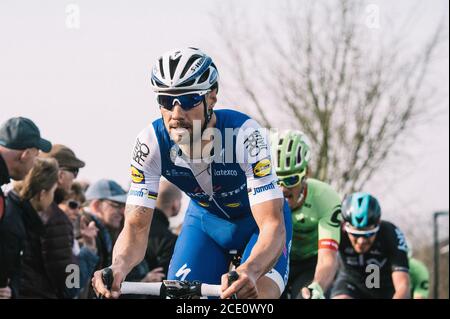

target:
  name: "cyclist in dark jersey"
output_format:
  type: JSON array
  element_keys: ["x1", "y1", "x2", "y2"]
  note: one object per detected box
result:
[{"x1": 331, "y1": 193, "x2": 410, "y2": 299}]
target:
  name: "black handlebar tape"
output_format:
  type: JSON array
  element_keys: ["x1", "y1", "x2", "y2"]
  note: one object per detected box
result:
[
  {"x1": 100, "y1": 268, "x2": 113, "y2": 299},
  {"x1": 227, "y1": 270, "x2": 239, "y2": 299}
]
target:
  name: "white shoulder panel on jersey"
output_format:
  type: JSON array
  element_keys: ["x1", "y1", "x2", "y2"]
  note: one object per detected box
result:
[
  {"x1": 236, "y1": 118, "x2": 283, "y2": 207},
  {"x1": 126, "y1": 124, "x2": 162, "y2": 209}
]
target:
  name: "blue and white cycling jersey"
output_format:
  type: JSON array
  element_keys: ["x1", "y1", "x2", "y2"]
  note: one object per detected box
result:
[
  {"x1": 127, "y1": 109, "x2": 283, "y2": 218},
  {"x1": 126, "y1": 109, "x2": 292, "y2": 294}
]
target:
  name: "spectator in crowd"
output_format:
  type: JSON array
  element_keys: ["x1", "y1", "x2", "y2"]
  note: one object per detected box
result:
[
  {"x1": 83, "y1": 179, "x2": 151, "y2": 298},
  {"x1": 2, "y1": 158, "x2": 58, "y2": 298},
  {"x1": 84, "y1": 180, "x2": 126, "y2": 266},
  {"x1": 39, "y1": 144, "x2": 90, "y2": 298},
  {"x1": 59, "y1": 181, "x2": 100, "y2": 298},
  {"x1": 59, "y1": 181, "x2": 86, "y2": 224},
  {"x1": 142, "y1": 180, "x2": 181, "y2": 284},
  {"x1": 0, "y1": 117, "x2": 52, "y2": 299}
]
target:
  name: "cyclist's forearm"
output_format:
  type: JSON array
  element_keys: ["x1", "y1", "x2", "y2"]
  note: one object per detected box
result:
[
  {"x1": 312, "y1": 249, "x2": 338, "y2": 292},
  {"x1": 112, "y1": 205, "x2": 153, "y2": 274},
  {"x1": 240, "y1": 219, "x2": 286, "y2": 279},
  {"x1": 392, "y1": 271, "x2": 410, "y2": 299}
]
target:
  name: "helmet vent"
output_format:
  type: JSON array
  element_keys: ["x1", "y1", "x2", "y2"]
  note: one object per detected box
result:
[
  {"x1": 159, "y1": 58, "x2": 165, "y2": 79},
  {"x1": 287, "y1": 140, "x2": 294, "y2": 152},
  {"x1": 296, "y1": 145, "x2": 302, "y2": 164},
  {"x1": 358, "y1": 198, "x2": 364, "y2": 207},
  {"x1": 180, "y1": 54, "x2": 202, "y2": 78},
  {"x1": 169, "y1": 56, "x2": 181, "y2": 79},
  {"x1": 277, "y1": 150, "x2": 281, "y2": 168},
  {"x1": 177, "y1": 79, "x2": 196, "y2": 88},
  {"x1": 198, "y1": 68, "x2": 210, "y2": 84}
]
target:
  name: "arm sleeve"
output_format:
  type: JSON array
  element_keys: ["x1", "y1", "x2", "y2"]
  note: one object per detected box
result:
[
  {"x1": 126, "y1": 124, "x2": 162, "y2": 209},
  {"x1": 317, "y1": 184, "x2": 342, "y2": 251},
  {"x1": 385, "y1": 223, "x2": 410, "y2": 273},
  {"x1": 237, "y1": 119, "x2": 283, "y2": 207}
]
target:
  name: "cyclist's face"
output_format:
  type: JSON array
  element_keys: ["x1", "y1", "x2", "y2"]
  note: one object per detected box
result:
[
  {"x1": 160, "y1": 90, "x2": 217, "y2": 144},
  {"x1": 347, "y1": 226, "x2": 377, "y2": 253},
  {"x1": 280, "y1": 178, "x2": 306, "y2": 210}
]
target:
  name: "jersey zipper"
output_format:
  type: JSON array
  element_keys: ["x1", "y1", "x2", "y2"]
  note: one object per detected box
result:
[{"x1": 209, "y1": 195, "x2": 231, "y2": 219}]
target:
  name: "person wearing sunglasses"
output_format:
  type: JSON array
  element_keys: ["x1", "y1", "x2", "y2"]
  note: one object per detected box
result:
[
  {"x1": 274, "y1": 130, "x2": 342, "y2": 299},
  {"x1": 38, "y1": 144, "x2": 86, "y2": 298},
  {"x1": 331, "y1": 193, "x2": 410, "y2": 299},
  {"x1": 92, "y1": 47, "x2": 292, "y2": 300}
]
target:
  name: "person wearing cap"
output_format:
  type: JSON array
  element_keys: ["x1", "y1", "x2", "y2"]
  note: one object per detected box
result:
[
  {"x1": 81, "y1": 179, "x2": 149, "y2": 298},
  {"x1": 40, "y1": 144, "x2": 85, "y2": 205},
  {"x1": 0, "y1": 117, "x2": 52, "y2": 220},
  {"x1": 0, "y1": 117, "x2": 51, "y2": 299},
  {"x1": 37, "y1": 144, "x2": 86, "y2": 298},
  {"x1": 2, "y1": 158, "x2": 59, "y2": 298}
]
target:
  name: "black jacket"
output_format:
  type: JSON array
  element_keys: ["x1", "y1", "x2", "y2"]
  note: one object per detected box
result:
[
  {"x1": 0, "y1": 153, "x2": 8, "y2": 221},
  {"x1": 0, "y1": 190, "x2": 28, "y2": 295},
  {"x1": 40, "y1": 202, "x2": 79, "y2": 298},
  {"x1": 1, "y1": 191, "x2": 58, "y2": 298},
  {"x1": 0, "y1": 153, "x2": 11, "y2": 287},
  {"x1": 145, "y1": 208, "x2": 178, "y2": 276}
]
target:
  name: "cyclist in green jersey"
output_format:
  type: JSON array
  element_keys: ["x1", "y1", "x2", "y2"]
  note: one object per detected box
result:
[
  {"x1": 274, "y1": 130, "x2": 341, "y2": 299},
  {"x1": 407, "y1": 244, "x2": 430, "y2": 299}
]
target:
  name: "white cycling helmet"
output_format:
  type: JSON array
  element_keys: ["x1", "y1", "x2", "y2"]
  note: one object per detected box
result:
[{"x1": 150, "y1": 47, "x2": 219, "y2": 93}]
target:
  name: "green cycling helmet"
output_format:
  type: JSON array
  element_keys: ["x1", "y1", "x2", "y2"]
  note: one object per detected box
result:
[{"x1": 274, "y1": 130, "x2": 312, "y2": 175}]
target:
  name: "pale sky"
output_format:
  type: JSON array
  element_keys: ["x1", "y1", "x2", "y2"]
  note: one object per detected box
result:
[{"x1": 0, "y1": 0, "x2": 448, "y2": 240}]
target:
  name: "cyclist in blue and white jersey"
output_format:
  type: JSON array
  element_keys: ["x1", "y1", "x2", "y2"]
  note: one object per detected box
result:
[{"x1": 92, "y1": 47, "x2": 292, "y2": 299}]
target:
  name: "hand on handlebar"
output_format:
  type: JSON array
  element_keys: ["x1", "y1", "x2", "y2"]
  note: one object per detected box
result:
[
  {"x1": 220, "y1": 268, "x2": 258, "y2": 299},
  {"x1": 91, "y1": 267, "x2": 126, "y2": 299}
]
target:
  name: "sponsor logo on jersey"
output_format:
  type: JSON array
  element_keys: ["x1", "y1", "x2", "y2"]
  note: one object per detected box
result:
[
  {"x1": 129, "y1": 188, "x2": 157, "y2": 200},
  {"x1": 327, "y1": 206, "x2": 342, "y2": 227},
  {"x1": 251, "y1": 182, "x2": 276, "y2": 196},
  {"x1": 366, "y1": 258, "x2": 388, "y2": 268},
  {"x1": 131, "y1": 165, "x2": 145, "y2": 184},
  {"x1": 214, "y1": 169, "x2": 238, "y2": 177},
  {"x1": 252, "y1": 158, "x2": 272, "y2": 178},
  {"x1": 197, "y1": 201, "x2": 210, "y2": 207},
  {"x1": 164, "y1": 169, "x2": 191, "y2": 177},
  {"x1": 186, "y1": 183, "x2": 247, "y2": 199},
  {"x1": 244, "y1": 130, "x2": 268, "y2": 157},
  {"x1": 133, "y1": 138, "x2": 150, "y2": 166},
  {"x1": 225, "y1": 202, "x2": 241, "y2": 208},
  {"x1": 395, "y1": 228, "x2": 408, "y2": 252}
]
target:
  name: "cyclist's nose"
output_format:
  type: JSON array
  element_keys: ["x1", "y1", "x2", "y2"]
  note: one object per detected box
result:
[
  {"x1": 171, "y1": 103, "x2": 185, "y2": 120},
  {"x1": 357, "y1": 237, "x2": 367, "y2": 245}
]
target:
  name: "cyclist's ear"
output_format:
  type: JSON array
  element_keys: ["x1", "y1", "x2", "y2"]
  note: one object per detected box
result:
[{"x1": 207, "y1": 89, "x2": 218, "y2": 108}]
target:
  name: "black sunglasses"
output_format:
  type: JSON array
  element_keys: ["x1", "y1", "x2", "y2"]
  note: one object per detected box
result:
[
  {"x1": 67, "y1": 200, "x2": 80, "y2": 210},
  {"x1": 62, "y1": 167, "x2": 79, "y2": 178}
]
